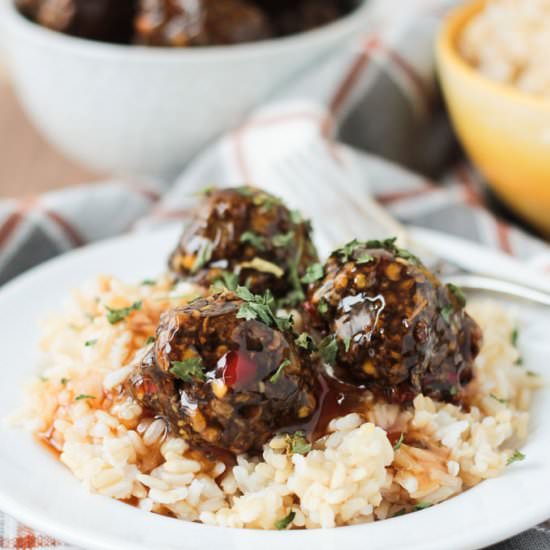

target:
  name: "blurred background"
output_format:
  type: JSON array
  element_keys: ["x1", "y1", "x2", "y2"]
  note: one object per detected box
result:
[{"x1": 0, "y1": 0, "x2": 549, "y2": 238}]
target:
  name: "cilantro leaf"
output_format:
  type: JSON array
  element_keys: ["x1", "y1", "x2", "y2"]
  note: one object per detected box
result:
[
  {"x1": 511, "y1": 328, "x2": 519, "y2": 347},
  {"x1": 270, "y1": 359, "x2": 291, "y2": 383},
  {"x1": 272, "y1": 231, "x2": 294, "y2": 248},
  {"x1": 393, "y1": 433, "x2": 404, "y2": 451},
  {"x1": 240, "y1": 231, "x2": 266, "y2": 251},
  {"x1": 318, "y1": 300, "x2": 329, "y2": 315},
  {"x1": 141, "y1": 279, "x2": 157, "y2": 286},
  {"x1": 441, "y1": 304, "x2": 454, "y2": 324},
  {"x1": 319, "y1": 335, "x2": 338, "y2": 366},
  {"x1": 145, "y1": 336, "x2": 155, "y2": 345},
  {"x1": 415, "y1": 502, "x2": 432, "y2": 510},
  {"x1": 447, "y1": 283, "x2": 467, "y2": 307},
  {"x1": 284, "y1": 431, "x2": 312, "y2": 455},
  {"x1": 295, "y1": 332, "x2": 316, "y2": 352},
  {"x1": 106, "y1": 301, "x2": 142, "y2": 324},
  {"x1": 170, "y1": 358, "x2": 206, "y2": 383},
  {"x1": 507, "y1": 450, "x2": 526, "y2": 466},
  {"x1": 275, "y1": 511, "x2": 296, "y2": 530},
  {"x1": 300, "y1": 263, "x2": 324, "y2": 284},
  {"x1": 84, "y1": 339, "x2": 98, "y2": 347},
  {"x1": 490, "y1": 394, "x2": 509, "y2": 405},
  {"x1": 75, "y1": 394, "x2": 95, "y2": 401}
]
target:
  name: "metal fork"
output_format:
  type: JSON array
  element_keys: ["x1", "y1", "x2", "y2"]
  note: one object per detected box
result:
[{"x1": 265, "y1": 141, "x2": 550, "y2": 307}]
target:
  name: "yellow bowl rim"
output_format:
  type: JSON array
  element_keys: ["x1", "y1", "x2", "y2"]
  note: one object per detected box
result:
[{"x1": 437, "y1": 0, "x2": 550, "y2": 112}]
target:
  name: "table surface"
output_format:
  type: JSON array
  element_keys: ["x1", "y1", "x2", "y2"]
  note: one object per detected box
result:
[{"x1": 0, "y1": 80, "x2": 101, "y2": 199}]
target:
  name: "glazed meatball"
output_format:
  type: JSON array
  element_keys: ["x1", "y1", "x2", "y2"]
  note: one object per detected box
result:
[
  {"x1": 306, "y1": 239, "x2": 482, "y2": 404},
  {"x1": 126, "y1": 292, "x2": 318, "y2": 454},
  {"x1": 169, "y1": 186, "x2": 318, "y2": 303},
  {"x1": 256, "y1": 0, "x2": 355, "y2": 36},
  {"x1": 16, "y1": 0, "x2": 136, "y2": 43},
  {"x1": 134, "y1": 0, "x2": 272, "y2": 47}
]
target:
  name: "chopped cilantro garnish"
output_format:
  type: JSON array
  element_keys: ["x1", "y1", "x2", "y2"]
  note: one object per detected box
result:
[
  {"x1": 335, "y1": 239, "x2": 362, "y2": 263},
  {"x1": 515, "y1": 357, "x2": 524, "y2": 366},
  {"x1": 196, "y1": 185, "x2": 217, "y2": 196},
  {"x1": 272, "y1": 231, "x2": 294, "y2": 248},
  {"x1": 507, "y1": 450, "x2": 526, "y2": 466},
  {"x1": 252, "y1": 192, "x2": 282, "y2": 211},
  {"x1": 240, "y1": 231, "x2": 266, "y2": 251},
  {"x1": 145, "y1": 336, "x2": 155, "y2": 345},
  {"x1": 356, "y1": 251, "x2": 374, "y2": 265},
  {"x1": 211, "y1": 271, "x2": 239, "y2": 293},
  {"x1": 84, "y1": 339, "x2": 98, "y2": 347},
  {"x1": 449, "y1": 385, "x2": 458, "y2": 396},
  {"x1": 319, "y1": 335, "x2": 338, "y2": 366},
  {"x1": 490, "y1": 394, "x2": 509, "y2": 405},
  {"x1": 75, "y1": 394, "x2": 95, "y2": 401},
  {"x1": 318, "y1": 299, "x2": 329, "y2": 315},
  {"x1": 170, "y1": 358, "x2": 206, "y2": 383},
  {"x1": 60, "y1": 378, "x2": 69, "y2": 386},
  {"x1": 527, "y1": 371, "x2": 538, "y2": 377},
  {"x1": 447, "y1": 283, "x2": 467, "y2": 307},
  {"x1": 235, "y1": 287, "x2": 292, "y2": 331},
  {"x1": 393, "y1": 508, "x2": 408, "y2": 517},
  {"x1": 511, "y1": 328, "x2": 519, "y2": 347},
  {"x1": 334, "y1": 237, "x2": 421, "y2": 266},
  {"x1": 141, "y1": 279, "x2": 157, "y2": 286},
  {"x1": 295, "y1": 332, "x2": 316, "y2": 352},
  {"x1": 236, "y1": 186, "x2": 254, "y2": 197},
  {"x1": 301, "y1": 263, "x2": 324, "y2": 284},
  {"x1": 284, "y1": 431, "x2": 312, "y2": 455},
  {"x1": 270, "y1": 359, "x2": 291, "y2": 383},
  {"x1": 415, "y1": 502, "x2": 432, "y2": 510},
  {"x1": 275, "y1": 511, "x2": 296, "y2": 530},
  {"x1": 441, "y1": 304, "x2": 454, "y2": 323},
  {"x1": 393, "y1": 433, "x2": 404, "y2": 451},
  {"x1": 106, "y1": 301, "x2": 142, "y2": 324}
]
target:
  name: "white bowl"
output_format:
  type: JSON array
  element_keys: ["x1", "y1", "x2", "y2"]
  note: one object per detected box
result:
[{"x1": 0, "y1": 1, "x2": 370, "y2": 182}]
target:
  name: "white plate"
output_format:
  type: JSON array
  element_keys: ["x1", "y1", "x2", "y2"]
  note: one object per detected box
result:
[{"x1": 0, "y1": 225, "x2": 549, "y2": 550}]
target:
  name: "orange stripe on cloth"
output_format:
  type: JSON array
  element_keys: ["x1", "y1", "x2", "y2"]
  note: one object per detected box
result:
[
  {"x1": 363, "y1": 36, "x2": 433, "y2": 112},
  {"x1": 43, "y1": 209, "x2": 86, "y2": 248},
  {"x1": 322, "y1": 37, "x2": 376, "y2": 137},
  {"x1": 376, "y1": 183, "x2": 437, "y2": 205},
  {"x1": 495, "y1": 220, "x2": 513, "y2": 255},
  {"x1": 455, "y1": 165, "x2": 484, "y2": 207},
  {"x1": 0, "y1": 198, "x2": 38, "y2": 249}
]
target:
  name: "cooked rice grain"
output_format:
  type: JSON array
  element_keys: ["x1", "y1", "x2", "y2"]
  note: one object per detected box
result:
[{"x1": 9, "y1": 277, "x2": 542, "y2": 529}]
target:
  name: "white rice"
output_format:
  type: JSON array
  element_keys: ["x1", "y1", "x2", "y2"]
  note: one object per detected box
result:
[
  {"x1": 459, "y1": 0, "x2": 550, "y2": 97},
  {"x1": 9, "y1": 276, "x2": 542, "y2": 529}
]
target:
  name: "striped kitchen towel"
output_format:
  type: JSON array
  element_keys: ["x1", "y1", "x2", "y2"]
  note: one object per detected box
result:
[{"x1": 0, "y1": 0, "x2": 549, "y2": 548}]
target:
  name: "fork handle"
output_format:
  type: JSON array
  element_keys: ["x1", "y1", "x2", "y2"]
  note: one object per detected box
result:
[{"x1": 442, "y1": 275, "x2": 550, "y2": 307}]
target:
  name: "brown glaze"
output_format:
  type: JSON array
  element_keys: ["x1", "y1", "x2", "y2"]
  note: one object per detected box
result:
[
  {"x1": 125, "y1": 292, "x2": 318, "y2": 455},
  {"x1": 306, "y1": 240, "x2": 482, "y2": 405},
  {"x1": 18, "y1": 0, "x2": 358, "y2": 46},
  {"x1": 135, "y1": 0, "x2": 272, "y2": 47},
  {"x1": 16, "y1": 0, "x2": 136, "y2": 43},
  {"x1": 169, "y1": 186, "x2": 318, "y2": 303}
]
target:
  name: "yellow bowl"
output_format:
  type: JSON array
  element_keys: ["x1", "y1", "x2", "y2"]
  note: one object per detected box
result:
[{"x1": 437, "y1": 0, "x2": 550, "y2": 237}]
